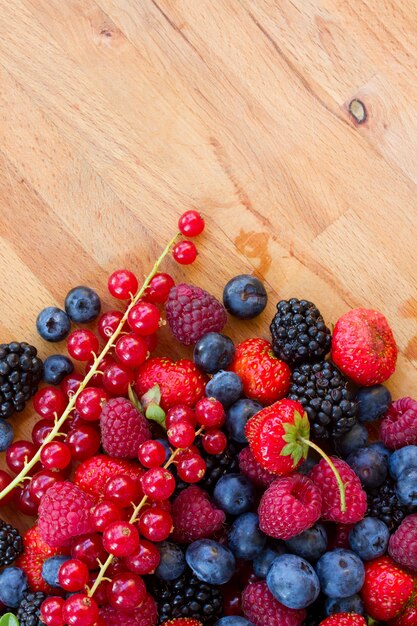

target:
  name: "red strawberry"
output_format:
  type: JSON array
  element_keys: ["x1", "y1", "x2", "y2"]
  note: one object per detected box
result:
[
  {"x1": 331, "y1": 308, "x2": 397, "y2": 386},
  {"x1": 136, "y1": 357, "x2": 207, "y2": 410},
  {"x1": 100, "y1": 397, "x2": 151, "y2": 459},
  {"x1": 319, "y1": 615, "x2": 366, "y2": 626},
  {"x1": 171, "y1": 486, "x2": 226, "y2": 543},
  {"x1": 389, "y1": 605, "x2": 417, "y2": 626},
  {"x1": 361, "y1": 556, "x2": 414, "y2": 621},
  {"x1": 74, "y1": 455, "x2": 144, "y2": 500},
  {"x1": 230, "y1": 338, "x2": 291, "y2": 405}
]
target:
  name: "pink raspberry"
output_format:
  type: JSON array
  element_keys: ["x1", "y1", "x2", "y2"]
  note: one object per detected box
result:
[
  {"x1": 258, "y1": 474, "x2": 322, "y2": 539},
  {"x1": 238, "y1": 447, "x2": 276, "y2": 488},
  {"x1": 380, "y1": 397, "x2": 417, "y2": 449},
  {"x1": 166, "y1": 283, "x2": 227, "y2": 345},
  {"x1": 100, "y1": 397, "x2": 151, "y2": 459},
  {"x1": 171, "y1": 485, "x2": 226, "y2": 543},
  {"x1": 389, "y1": 514, "x2": 417, "y2": 571},
  {"x1": 242, "y1": 581, "x2": 306, "y2": 626},
  {"x1": 99, "y1": 593, "x2": 157, "y2": 626},
  {"x1": 38, "y1": 481, "x2": 95, "y2": 547},
  {"x1": 309, "y1": 457, "x2": 367, "y2": 524}
]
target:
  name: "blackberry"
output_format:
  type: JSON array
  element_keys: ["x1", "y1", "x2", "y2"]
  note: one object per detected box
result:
[
  {"x1": 288, "y1": 361, "x2": 357, "y2": 439},
  {"x1": 0, "y1": 342, "x2": 43, "y2": 419},
  {"x1": 367, "y1": 478, "x2": 414, "y2": 532},
  {"x1": 302, "y1": 596, "x2": 325, "y2": 625},
  {"x1": 0, "y1": 519, "x2": 23, "y2": 566},
  {"x1": 270, "y1": 299, "x2": 331, "y2": 365},
  {"x1": 16, "y1": 590, "x2": 46, "y2": 626},
  {"x1": 148, "y1": 568, "x2": 223, "y2": 624}
]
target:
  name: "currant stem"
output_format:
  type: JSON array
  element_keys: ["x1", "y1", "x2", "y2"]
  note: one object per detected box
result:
[
  {"x1": 299, "y1": 437, "x2": 347, "y2": 513},
  {"x1": 0, "y1": 232, "x2": 180, "y2": 502}
]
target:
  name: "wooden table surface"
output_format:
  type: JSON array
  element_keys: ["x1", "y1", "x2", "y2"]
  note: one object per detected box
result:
[{"x1": 1, "y1": 0, "x2": 416, "y2": 529}]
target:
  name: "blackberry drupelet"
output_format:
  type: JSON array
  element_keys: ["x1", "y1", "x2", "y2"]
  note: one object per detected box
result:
[
  {"x1": 0, "y1": 519, "x2": 23, "y2": 566},
  {"x1": 270, "y1": 299, "x2": 331, "y2": 366},
  {"x1": 16, "y1": 590, "x2": 46, "y2": 626},
  {"x1": 0, "y1": 342, "x2": 43, "y2": 419},
  {"x1": 199, "y1": 440, "x2": 240, "y2": 493},
  {"x1": 367, "y1": 478, "x2": 414, "y2": 532},
  {"x1": 288, "y1": 361, "x2": 357, "y2": 439},
  {"x1": 148, "y1": 568, "x2": 223, "y2": 624}
]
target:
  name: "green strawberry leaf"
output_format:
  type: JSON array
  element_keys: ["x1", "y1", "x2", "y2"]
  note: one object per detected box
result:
[
  {"x1": 141, "y1": 384, "x2": 161, "y2": 410},
  {"x1": 128, "y1": 385, "x2": 142, "y2": 412},
  {"x1": 145, "y1": 403, "x2": 166, "y2": 428},
  {"x1": 0, "y1": 614, "x2": 20, "y2": 626}
]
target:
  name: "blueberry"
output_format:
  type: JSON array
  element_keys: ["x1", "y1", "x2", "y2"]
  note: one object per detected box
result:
[
  {"x1": 213, "y1": 473, "x2": 255, "y2": 515},
  {"x1": 155, "y1": 438, "x2": 171, "y2": 464},
  {"x1": 266, "y1": 554, "x2": 320, "y2": 609},
  {"x1": 369, "y1": 441, "x2": 391, "y2": 463},
  {"x1": 42, "y1": 556, "x2": 70, "y2": 588},
  {"x1": 0, "y1": 567, "x2": 28, "y2": 608},
  {"x1": 346, "y1": 445, "x2": 388, "y2": 489},
  {"x1": 325, "y1": 594, "x2": 364, "y2": 616},
  {"x1": 65, "y1": 286, "x2": 101, "y2": 323},
  {"x1": 226, "y1": 399, "x2": 263, "y2": 443},
  {"x1": 36, "y1": 306, "x2": 71, "y2": 342},
  {"x1": 348, "y1": 517, "x2": 389, "y2": 560},
  {"x1": 0, "y1": 419, "x2": 14, "y2": 451},
  {"x1": 396, "y1": 467, "x2": 417, "y2": 506},
  {"x1": 206, "y1": 371, "x2": 243, "y2": 408},
  {"x1": 316, "y1": 549, "x2": 365, "y2": 598},
  {"x1": 223, "y1": 275, "x2": 267, "y2": 320},
  {"x1": 285, "y1": 524, "x2": 328, "y2": 562},
  {"x1": 389, "y1": 446, "x2": 417, "y2": 480},
  {"x1": 356, "y1": 385, "x2": 391, "y2": 422},
  {"x1": 253, "y1": 545, "x2": 285, "y2": 578},
  {"x1": 194, "y1": 333, "x2": 235, "y2": 374},
  {"x1": 186, "y1": 539, "x2": 236, "y2": 584},
  {"x1": 156, "y1": 542, "x2": 186, "y2": 581},
  {"x1": 215, "y1": 618, "x2": 254, "y2": 626},
  {"x1": 335, "y1": 423, "x2": 369, "y2": 457},
  {"x1": 228, "y1": 513, "x2": 266, "y2": 560},
  {"x1": 43, "y1": 354, "x2": 74, "y2": 385}
]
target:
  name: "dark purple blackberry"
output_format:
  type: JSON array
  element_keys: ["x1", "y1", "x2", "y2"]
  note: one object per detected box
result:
[
  {"x1": 16, "y1": 590, "x2": 46, "y2": 626},
  {"x1": 288, "y1": 362, "x2": 357, "y2": 439},
  {"x1": 199, "y1": 440, "x2": 240, "y2": 492},
  {"x1": 0, "y1": 342, "x2": 43, "y2": 419},
  {"x1": 0, "y1": 519, "x2": 23, "y2": 566},
  {"x1": 270, "y1": 299, "x2": 331, "y2": 365},
  {"x1": 367, "y1": 477, "x2": 414, "y2": 532}
]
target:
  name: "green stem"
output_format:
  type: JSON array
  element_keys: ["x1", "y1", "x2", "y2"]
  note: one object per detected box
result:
[
  {"x1": 299, "y1": 437, "x2": 346, "y2": 513},
  {"x1": 0, "y1": 232, "x2": 180, "y2": 503}
]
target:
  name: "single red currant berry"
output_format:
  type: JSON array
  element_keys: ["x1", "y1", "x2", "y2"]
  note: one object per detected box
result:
[
  {"x1": 62, "y1": 594, "x2": 99, "y2": 626},
  {"x1": 103, "y1": 521, "x2": 140, "y2": 557},
  {"x1": 33, "y1": 386, "x2": 67, "y2": 419},
  {"x1": 104, "y1": 474, "x2": 140, "y2": 508},
  {"x1": 71, "y1": 533, "x2": 107, "y2": 570},
  {"x1": 202, "y1": 428, "x2": 228, "y2": 455},
  {"x1": 167, "y1": 421, "x2": 195, "y2": 448},
  {"x1": 178, "y1": 210, "x2": 205, "y2": 237},
  {"x1": 107, "y1": 556, "x2": 128, "y2": 578},
  {"x1": 108, "y1": 270, "x2": 139, "y2": 300},
  {"x1": 195, "y1": 397, "x2": 225, "y2": 428},
  {"x1": 115, "y1": 333, "x2": 148, "y2": 368},
  {"x1": 102, "y1": 363, "x2": 134, "y2": 396},
  {"x1": 123, "y1": 539, "x2": 161, "y2": 575},
  {"x1": 175, "y1": 444, "x2": 199, "y2": 461},
  {"x1": 14, "y1": 483, "x2": 39, "y2": 516},
  {"x1": 60, "y1": 373, "x2": 83, "y2": 398},
  {"x1": 145, "y1": 273, "x2": 175, "y2": 304},
  {"x1": 32, "y1": 419, "x2": 54, "y2": 446},
  {"x1": 85, "y1": 354, "x2": 115, "y2": 387},
  {"x1": 141, "y1": 468, "x2": 175, "y2": 501},
  {"x1": 127, "y1": 302, "x2": 160, "y2": 336},
  {"x1": 41, "y1": 441, "x2": 72, "y2": 470},
  {"x1": 108, "y1": 572, "x2": 146, "y2": 610},
  {"x1": 88, "y1": 576, "x2": 109, "y2": 606},
  {"x1": 66, "y1": 411, "x2": 93, "y2": 431},
  {"x1": 176, "y1": 453, "x2": 207, "y2": 483},
  {"x1": 144, "y1": 333, "x2": 158, "y2": 353},
  {"x1": 92, "y1": 500, "x2": 124, "y2": 532},
  {"x1": 6, "y1": 440, "x2": 38, "y2": 474},
  {"x1": 138, "y1": 440, "x2": 167, "y2": 468},
  {"x1": 58, "y1": 558, "x2": 89, "y2": 592},
  {"x1": 138, "y1": 508, "x2": 173, "y2": 542},
  {"x1": 166, "y1": 405, "x2": 196, "y2": 428},
  {"x1": 67, "y1": 329, "x2": 99, "y2": 362},
  {"x1": 98, "y1": 310, "x2": 124, "y2": 340},
  {"x1": 75, "y1": 387, "x2": 108, "y2": 421},
  {"x1": 40, "y1": 596, "x2": 65, "y2": 626},
  {"x1": 29, "y1": 469, "x2": 65, "y2": 504},
  {"x1": 65, "y1": 425, "x2": 101, "y2": 461},
  {"x1": 0, "y1": 470, "x2": 14, "y2": 505},
  {"x1": 172, "y1": 240, "x2": 198, "y2": 265}
]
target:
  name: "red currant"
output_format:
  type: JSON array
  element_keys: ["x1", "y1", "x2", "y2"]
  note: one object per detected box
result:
[
  {"x1": 141, "y1": 468, "x2": 175, "y2": 501},
  {"x1": 60, "y1": 373, "x2": 83, "y2": 398},
  {"x1": 88, "y1": 575, "x2": 109, "y2": 606},
  {"x1": 71, "y1": 533, "x2": 107, "y2": 570},
  {"x1": 66, "y1": 411, "x2": 93, "y2": 431},
  {"x1": 103, "y1": 521, "x2": 140, "y2": 557},
  {"x1": 6, "y1": 440, "x2": 38, "y2": 474},
  {"x1": 32, "y1": 420, "x2": 54, "y2": 446},
  {"x1": 166, "y1": 405, "x2": 196, "y2": 428},
  {"x1": 167, "y1": 421, "x2": 195, "y2": 448},
  {"x1": 138, "y1": 508, "x2": 173, "y2": 542},
  {"x1": 108, "y1": 270, "x2": 139, "y2": 300},
  {"x1": 62, "y1": 594, "x2": 99, "y2": 626},
  {"x1": 41, "y1": 441, "x2": 72, "y2": 470},
  {"x1": 75, "y1": 387, "x2": 108, "y2": 421},
  {"x1": 172, "y1": 240, "x2": 197, "y2": 264},
  {"x1": 176, "y1": 453, "x2": 206, "y2": 483},
  {"x1": 102, "y1": 363, "x2": 134, "y2": 396},
  {"x1": 127, "y1": 302, "x2": 160, "y2": 336},
  {"x1": 29, "y1": 469, "x2": 65, "y2": 504},
  {"x1": 92, "y1": 500, "x2": 124, "y2": 532},
  {"x1": 85, "y1": 354, "x2": 115, "y2": 387},
  {"x1": 195, "y1": 397, "x2": 225, "y2": 428},
  {"x1": 14, "y1": 483, "x2": 39, "y2": 516},
  {"x1": 58, "y1": 558, "x2": 89, "y2": 592},
  {"x1": 145, "y1": 273, "x2": 175, "y2": 303},
  {"x1": 67, "y1": 330, "x2": 99, "y2": 361},
  {"x1": 115, "y1": 333, "x2": 148, "y2": 368},
  {"x1": 144, "y1": 333, "x2": 158, "y2": 353},
  {"x1": 178, "y1": 210, "x2": 205, "y2": 237},
  {"x1": 108, "y1": 572, "x2": 146, "y2": 610},
  {"x1": 98, "y1": 310, "x2": 124, "y2": 340},
  {"x1": 138, "y1": 440, "x2": 166, "y2": 468},
  {"x1": 65, "y1": 425, "x2": 101, "y2": 461},
  {"x1": 123, "y1": 539, "x2": 161, "y2": 575},
  {"x1": 202, "y1": 428, "x2": 228, "y2": 455},
  {"x1": 40, "y1": 596, "x2": 65, "y2": 626},
  {"x1": 107, "y1": 556, "x2": 128, "y2": 578},
  {"x1": 0, "y1": 470, "x2": 14, "y2": 505},
  {"x1": 33, "y1": 386, "x2": 67, "y2": 419},
  {"x1": 104, "y1": 474, "x2": 140, "y2": 508}
]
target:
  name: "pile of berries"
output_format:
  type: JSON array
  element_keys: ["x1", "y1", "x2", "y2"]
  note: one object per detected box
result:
[{"x1": 0, "y1": 210, "x2": 415, "y2": 626}]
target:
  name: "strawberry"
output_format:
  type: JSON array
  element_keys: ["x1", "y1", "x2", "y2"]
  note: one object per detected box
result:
[
  {"x1": 74, "y1": 455, "x2": 144, "y2": 500},
  {"x1": 331, "y1": 308, "x2": 398, "y2": 386},
  {"x1": 319, "y1": 615, "x2": 366, "y2": 626},
  {"x1": 361, "y1": 556, "x2": 414, "y2": 621},
  {"x1": 230, "y1": 338, "x2": 291, "y2": 405},
  {"x1": 136, "y1": 357, "x2": 207, "y2": 410},
  {"x1": 389, "y1": 605, "x2": 417, "y2": 626}
]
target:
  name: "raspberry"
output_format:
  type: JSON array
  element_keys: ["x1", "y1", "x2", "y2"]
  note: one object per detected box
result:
[
  {"x1": 166, "y1": 283, "x2": 227, "y2": 345},
  {"x1": 389, "y1": 514, "x2": 417, "y2": 571},
  {"x1": 74, "y1": 455, "x2": 144, "y2": 500},
  {"x1": 238, "y1": 447, "x2": 276, "y2": 487},
  {"x1": 258, "y1": 474, "x2": 322, "y2": 539},
  {"x1": 171, "y1": 486, "x2": 226, "y2": 543},
  {"x1": 380, "y1": 397, "x2": 417, "y2": 449},
  {"x1": 161, "y1": 621, "x2": 203, "y2": 626},
  {"x1": 38, "y1": 481, "x2": 95, "y2": 547},
  {"x1": 100, "y1": 397, "x2": 151, "y2": 459},
  {"x1": 99, "y1": 593, "x2": 157, "y2": 626},
  {"x1": 309, "y1": 457, "x2": 367, "y2": 524},
  {"x1": 242, "y1": 581, "x2": 306, "y2": 626}
]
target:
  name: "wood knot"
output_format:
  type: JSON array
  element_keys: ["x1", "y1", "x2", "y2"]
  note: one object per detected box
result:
[
  {"x1": 349, "y1": 99, "x2": 367, "y2": 124},
  {"x1": 100, "y1": 28, "x2": 113, "y2": 38}
]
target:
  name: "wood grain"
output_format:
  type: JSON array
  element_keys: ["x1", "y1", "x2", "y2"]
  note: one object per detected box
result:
[{"x1": 0, "y1": 0, "x2": 416, "y2": 531}]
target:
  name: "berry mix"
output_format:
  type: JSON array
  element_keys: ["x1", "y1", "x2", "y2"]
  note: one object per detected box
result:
[{"x1": 0, "y1": 210, "x2": 415, "y2": 626}]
